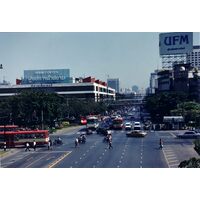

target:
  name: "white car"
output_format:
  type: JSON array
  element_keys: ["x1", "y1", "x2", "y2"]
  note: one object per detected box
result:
[
  {"x1": 124, "y1": 122, "x2": 132, "y2": 130},
  {"x1": 134, "y1": 121, "x2": 141, "y2": 126},
  {"x1": 177, "y1": 131, "x2": 200, "y2": 139}
]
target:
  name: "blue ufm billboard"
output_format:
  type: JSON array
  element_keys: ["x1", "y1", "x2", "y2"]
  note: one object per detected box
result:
[
  {"x1": 23, "y1": 69, "x2": 70, "y2": 84},
  {"x1": 159, "y1": 32, "x2": 193, "y2": 55}
]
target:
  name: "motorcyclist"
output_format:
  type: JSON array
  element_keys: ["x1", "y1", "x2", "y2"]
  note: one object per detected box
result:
[
  {"x1": 57, "y1": 137, "x2": 63, "y2": 144},
  {"x1": 78, "y1": 135, "x2": 82, "y2": 143},
  {"x1": 82, "y1": 134, "x2": 86, "y2": 143}
]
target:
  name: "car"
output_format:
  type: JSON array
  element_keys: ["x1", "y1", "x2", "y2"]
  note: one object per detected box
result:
[
  {"x1": 177, "y1": 131, "x2": 200, "y2": 139},
  {"x1": 126, "y1": 130, "x2": 147, "y2": 137},
  {"x1": 134, "y1": 121, "x2": 141, "y2": 126},
  {"x1": 96, "y1": 122, "x2": 110, "y2": 135},
  {"x1": 77, "y1": 128, "x2": 93, "y2": 135},
  {"x1": 80, "y1": 117, "x2": 87, "y2": 125},
  {"x1": 124, "y1": 122, "x2": 132, "y2": 130}
]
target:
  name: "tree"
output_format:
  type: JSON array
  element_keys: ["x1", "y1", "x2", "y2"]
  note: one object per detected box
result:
[
  {"x1": 0, "y1": 91, "x2": 109, "y2": 128},
  {"x1": 171, "y1": 101, "x2": 200, "y2": 127},
  {"x1": 145, "y1": 92, "x2": 188, "y2": 123},
  {"x1": 179, "y1": 157, "x2": 200, "y2": 168}
]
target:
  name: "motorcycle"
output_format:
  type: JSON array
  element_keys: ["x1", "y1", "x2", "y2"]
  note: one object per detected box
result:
[
  {"x1": 78, "y1": 134, "x2": 86, "y2": 144},
  {"x1": 53, "y1": 138, "x2": 63, "y2": 145}
]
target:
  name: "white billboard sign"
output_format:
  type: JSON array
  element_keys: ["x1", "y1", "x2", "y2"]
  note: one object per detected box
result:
[{"x1": 159, "y1": 32, "x2": 193, "y2": 55}]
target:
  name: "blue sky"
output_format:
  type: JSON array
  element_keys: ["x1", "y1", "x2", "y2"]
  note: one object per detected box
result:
[{"x1": 0, "y1": 32, "x2": 199, "y2": 89}]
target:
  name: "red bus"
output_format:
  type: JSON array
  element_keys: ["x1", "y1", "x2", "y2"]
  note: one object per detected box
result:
[
  {"x1": 112, "y1": 117, "x2": 123, "y2": 130},
  {"x1": 0, "y1": 125, "x2": 49, "y2": 148}
]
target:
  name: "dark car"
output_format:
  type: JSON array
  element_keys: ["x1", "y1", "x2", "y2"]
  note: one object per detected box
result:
[
  {"x1": 177, "y1": 131, "x2": 200, "y2": 139},
  {"x1": 96, "y1": 123, "x2": 110, "y2": 135},
  {"x1": 77, "y1": 128, "x2": 93, "y2": 135}
]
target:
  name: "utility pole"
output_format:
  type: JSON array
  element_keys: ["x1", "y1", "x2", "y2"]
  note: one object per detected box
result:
[
  {"x1": 41, "y1": 109, "x2": 44, "y2": 130},
  {"x1": 106, "y1": 74, "x2": 109, "y2": 101}
]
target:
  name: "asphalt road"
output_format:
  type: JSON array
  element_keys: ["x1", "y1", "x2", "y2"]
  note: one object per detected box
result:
[{"x1": 1, "y1": 129, "x2": 199, "y2": 168}]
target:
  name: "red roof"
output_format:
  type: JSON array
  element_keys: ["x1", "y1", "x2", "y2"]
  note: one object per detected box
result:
[{"x1": 83, "y1": 76, "x2": 96, "y2": 83}]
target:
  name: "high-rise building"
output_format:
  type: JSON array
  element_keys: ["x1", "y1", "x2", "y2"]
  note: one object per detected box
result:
[
  {"x1": 149, "y1": 70, "x2": 159, "y2": 94},
  {"x1": 107, "y1": 78, "x2": 120, "y2": 93},
  {"x1": 187, "y1": 46, "x2": 200, "y2": 68}
]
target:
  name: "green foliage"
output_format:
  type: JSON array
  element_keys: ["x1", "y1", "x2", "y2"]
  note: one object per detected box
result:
[
  {"x1": 0, "y1": 91, "x2": 108, "y2": 128},
  {"x1": 194, "y1": 139, "x2": 200, "y2": 154},
  {"x1": 179, "y1": 157, "x2": 200, "y2": 168},
  {"x1": 145, "y1": 92, "x2": 188, "y2": 123},
  {"x1": 171, "y1": 102, "x2": 200, "y2": 127}
]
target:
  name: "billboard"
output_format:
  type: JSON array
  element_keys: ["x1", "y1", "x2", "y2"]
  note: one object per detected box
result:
[
  {"x1": 23, "y1": 69, "x2": 70, "y2": 84},
  {"x1": 159, "y1": 32, "x2": 193, "y2": 55}
]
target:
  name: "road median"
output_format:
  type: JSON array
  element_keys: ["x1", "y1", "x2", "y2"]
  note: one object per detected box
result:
[{"x1": 51, "y1": 125, "x2": 84, "y2": 135}]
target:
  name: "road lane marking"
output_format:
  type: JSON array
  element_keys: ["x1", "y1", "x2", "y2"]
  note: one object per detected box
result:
[
  {"x1": 170, "y1": 163, "x2": 179, "y2": 167},
  {"x1": 169, "y1": 132, "x2": 176, "y2": 138},
  {"x1": 48, "y1": 151, "x2": 72, "y2": 168},
  {"x1": 166, "y1": 155, "x2": 177, "y2": 159},
  {"x1": 166, "y1": 152, "x2": 176, "y2": 156},
  {"x1": 167, "y1": 157, "x2": 178, "y2": 160},
  {"x1": 46, "y1": 156, "x2": 56, "y2": 161},
  {"x1": 164, "y1": 149, "x2": 174, "y2": 152},
  {"x1": 162, "y1": 146, "x2": 180, "y2": 168},
  {"x1": 26, "y1": 157, "x2": 34, "y2": 161},
  {"x1": 168, "y1": 159, "x2": 179, "y2": 163},
  {"x1": 25, "y1": 154, "x2": 50, "y2": 168}
]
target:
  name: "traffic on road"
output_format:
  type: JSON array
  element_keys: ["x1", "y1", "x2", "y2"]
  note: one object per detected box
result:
[{"x1": 1, "y1": 105, "x2": 199, "y2": 168}]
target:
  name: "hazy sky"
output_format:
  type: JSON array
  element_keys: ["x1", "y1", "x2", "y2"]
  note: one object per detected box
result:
[{"x1": 0, "y1": 32, "x2": 199, "y2": 89}]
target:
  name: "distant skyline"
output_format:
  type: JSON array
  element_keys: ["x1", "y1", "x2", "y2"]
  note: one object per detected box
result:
[{"x1": 0, "y1": 32, "x2": 199, "y2": 89}]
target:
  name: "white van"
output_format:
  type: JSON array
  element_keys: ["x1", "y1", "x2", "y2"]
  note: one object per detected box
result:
[{"x1": 134, "y1": 122, "x2": 141, "y2": 126}]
